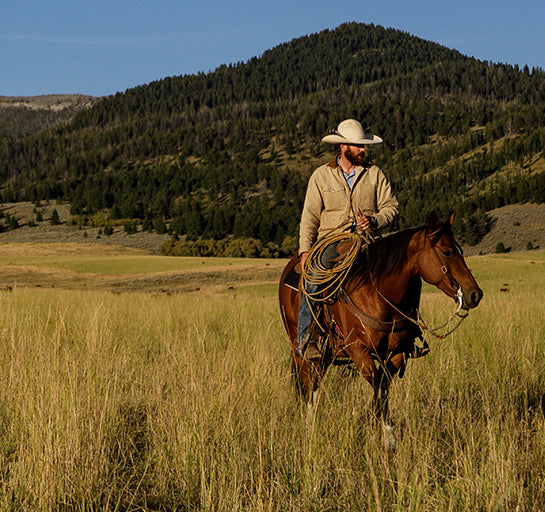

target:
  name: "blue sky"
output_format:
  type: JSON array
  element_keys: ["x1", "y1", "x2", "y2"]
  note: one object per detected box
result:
[{"x1": 1, "y1": 0, "x2": 544, "y2": 98}]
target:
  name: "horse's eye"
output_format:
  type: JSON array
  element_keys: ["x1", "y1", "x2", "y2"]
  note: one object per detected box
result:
[{"x1": 442, "y1": 249, "x2": 453, "y2": 257}]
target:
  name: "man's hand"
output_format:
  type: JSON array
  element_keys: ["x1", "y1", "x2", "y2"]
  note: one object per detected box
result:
[
  {"x1": 300, "y1": 252, "x2": 309, "y2": 270},
  {"x1": 356, "y1": 212, "x2": 376, "y2": 231}
]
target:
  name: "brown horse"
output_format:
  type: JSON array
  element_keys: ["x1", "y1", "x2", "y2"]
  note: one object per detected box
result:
[{"x1": 278, "y1": 213, "x2": 482, "y2": 446}]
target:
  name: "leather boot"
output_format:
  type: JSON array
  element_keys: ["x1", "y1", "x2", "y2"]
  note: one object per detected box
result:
[
  {"x1": 295, "y1": 333, "x2": 309, "y2": 359},
  {"x1": 295, "y1": 333, "x2": 321, "y2": 360}
]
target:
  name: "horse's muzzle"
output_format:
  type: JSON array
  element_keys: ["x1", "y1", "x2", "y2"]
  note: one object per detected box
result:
[{"x1": 462, "y1": 286, "x2": 483, "y2": 310}]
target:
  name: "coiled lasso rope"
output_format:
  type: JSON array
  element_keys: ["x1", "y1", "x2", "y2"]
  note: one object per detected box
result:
[{"x1": 301, "y1": 229, "x2": 372, "y2": 303}]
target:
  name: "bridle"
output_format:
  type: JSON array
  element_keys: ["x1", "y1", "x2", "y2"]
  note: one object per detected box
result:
[
  {"x1": 430, "y1": 243, "x2": 464, "y2": 301},
  {"x1": 372, "y1": 240, "x2": 469, "y2": 339}
]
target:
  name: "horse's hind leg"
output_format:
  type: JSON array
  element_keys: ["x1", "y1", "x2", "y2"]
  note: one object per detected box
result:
[
  {"x1": 373, "y1": 379, "x2": 397, "y2": 451},
  {"x1": 291, "y1": 354, "x2": 326, "y2": 404},
  {"x1": 291, "y1": 356, "x2": 327, "y2": 432}
]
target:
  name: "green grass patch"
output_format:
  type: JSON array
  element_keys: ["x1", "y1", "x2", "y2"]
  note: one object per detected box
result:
[{"x1": 0, "y1": 254, "x2": 281, "y2": 275}]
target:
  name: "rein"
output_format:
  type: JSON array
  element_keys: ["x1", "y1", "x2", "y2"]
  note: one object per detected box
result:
[
  {"x1": 367, "y1": 230, "x2": 470, "y2": 339},
  {"x1": 337, "y1": 287, "x2": 413, "y2": 333},
  {"x1": 338, "y1": 241, "x2": 470, "y2": 339},
  {"x1": 374, "y1": 283, "x2": 468, "y2": 340},
  {"x1": 302, "y1": 225, "x2": 470, "y2": 340}
]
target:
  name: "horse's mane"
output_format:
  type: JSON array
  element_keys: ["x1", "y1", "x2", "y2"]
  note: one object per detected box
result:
[{"x1": 347, "y1": 225, "x2": 424, "y2": 288}]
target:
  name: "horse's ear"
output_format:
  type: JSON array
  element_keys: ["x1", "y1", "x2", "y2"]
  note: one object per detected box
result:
[
  {"x1": 449, "y1": 212, "x2": 455, "y2": 226},
  {"x1": 428, "y1": 211, "x2": 440, "y2": 231}
]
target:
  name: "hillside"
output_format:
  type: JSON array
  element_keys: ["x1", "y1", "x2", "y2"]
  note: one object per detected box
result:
[
  {"x1": 0, "y1": 94, "x2": 96, "y2": 138},
  {"x1": 1, "y1": 201, "x2": 543, "y2": 257},
  {"x1": 464, "y1": 203, "x2": 545, "y2": 255},
  {"x1": 0, "y1": 95, "x2": 95, "y2": 111},
  {"x1": 0, "y1": 202, "x2": 168, "y2": 253},
  {"x1": 1, "y1": 22, "x2": 545, "y2": 254}
]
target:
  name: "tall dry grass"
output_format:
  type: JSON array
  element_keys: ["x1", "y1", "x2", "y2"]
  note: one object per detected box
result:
[{"x1": 0, "y1": 253, "x2": 543, "y2": 510}]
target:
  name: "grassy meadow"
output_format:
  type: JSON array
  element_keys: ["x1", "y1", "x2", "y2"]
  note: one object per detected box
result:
[{"x1": 0, "y1": 246, "x2": 544, "y2": 510}]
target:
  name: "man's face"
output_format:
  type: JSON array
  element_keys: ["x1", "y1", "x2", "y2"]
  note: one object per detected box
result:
[{"x1": 342, "y1": 144, "x2": 367, "y2": 167}]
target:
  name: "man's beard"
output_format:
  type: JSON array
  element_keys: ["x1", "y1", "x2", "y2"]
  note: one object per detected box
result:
[{"x1": 344, "y1": 147, "x2": 367, "y2": 167}]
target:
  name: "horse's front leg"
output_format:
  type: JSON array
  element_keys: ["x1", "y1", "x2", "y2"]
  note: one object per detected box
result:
[{"x1": 353, "y1": 351, "x2": 398, "y2": 451}]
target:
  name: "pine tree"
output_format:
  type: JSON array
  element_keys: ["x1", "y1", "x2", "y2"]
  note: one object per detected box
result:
[{"x1": 50, "y1": 209, "x2": 60, "y2": 225}]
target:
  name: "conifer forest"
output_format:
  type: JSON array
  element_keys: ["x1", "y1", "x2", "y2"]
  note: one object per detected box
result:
[{"x1": 1, "y1": 23, "x2": 545, "y2": 256}]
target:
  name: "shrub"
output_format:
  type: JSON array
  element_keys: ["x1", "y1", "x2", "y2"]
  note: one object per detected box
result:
[
  {"x1": 124, "y1": 221, "x2": 138, "y2": 234},
  {"x1": 161, "y1": 237, "x2": 284, "y2": 258},
  {"x1": 495, "y1": 242, "x2": 506, "y2": 254}
]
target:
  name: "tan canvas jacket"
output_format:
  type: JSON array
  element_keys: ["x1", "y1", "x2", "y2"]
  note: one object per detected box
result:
[{"x1": 298, "y1": 156, "x2": 399, "y2": 254}]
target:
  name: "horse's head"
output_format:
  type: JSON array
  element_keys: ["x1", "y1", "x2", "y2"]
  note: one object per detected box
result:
[{"x1": 417, "y1": 212, "x2": 483, "y2": 310}]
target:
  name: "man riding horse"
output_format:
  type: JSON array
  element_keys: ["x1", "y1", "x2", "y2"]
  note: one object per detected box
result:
[{"x1": 297, "y1": 119, "x2": 411, "y2": 359}]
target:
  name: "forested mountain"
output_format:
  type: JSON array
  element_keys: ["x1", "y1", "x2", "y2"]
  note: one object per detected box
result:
[{"x1": 1, "y1": 22, "x2": 545, "y2": 256}]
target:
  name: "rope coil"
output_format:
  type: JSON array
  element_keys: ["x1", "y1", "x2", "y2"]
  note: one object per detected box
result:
[{"x1": 301, "y1": 230, "x2": 369, "y2": 303}]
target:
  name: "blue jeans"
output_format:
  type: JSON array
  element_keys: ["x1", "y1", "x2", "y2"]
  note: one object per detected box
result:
[{"x1": 296, "y1": 242, "x2": 339, "y2": 344}]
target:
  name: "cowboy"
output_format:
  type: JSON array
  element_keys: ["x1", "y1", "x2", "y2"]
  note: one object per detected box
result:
[{"x1": 296, "y1": 119, "x2": 399, "y2": 359}]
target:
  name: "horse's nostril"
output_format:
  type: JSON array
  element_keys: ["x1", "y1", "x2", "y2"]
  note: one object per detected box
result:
[{"x1": 471, "y1": 288, "x2": 483, "y2": 307}]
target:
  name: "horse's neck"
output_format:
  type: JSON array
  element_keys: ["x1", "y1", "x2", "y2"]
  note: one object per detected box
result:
[
  {"x1": 376, "y1": 269, "x2": 415, "y2": 306},
  {"x1": 345, "y1": 228, "x2": 422, "y2": 305},
  {"x1": 371, "y1": 231, "x2": 421, "y2": 305}
]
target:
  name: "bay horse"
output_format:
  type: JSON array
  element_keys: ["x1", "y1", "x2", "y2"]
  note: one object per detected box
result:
[{"x1": 278, "y1": 212, "x2": 482, "y2": 447}]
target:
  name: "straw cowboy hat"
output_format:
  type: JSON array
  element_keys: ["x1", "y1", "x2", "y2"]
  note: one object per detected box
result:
[{"x1": 321, "y1": 119, "x2": 383, "y2": 145}]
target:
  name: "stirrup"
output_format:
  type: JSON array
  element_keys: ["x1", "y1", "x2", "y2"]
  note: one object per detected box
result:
[
  {"x1": 302, "y1": 341, "x2": 321, "y2": 360},
  {"x1": 295, "y1": 335, "x2": 321, "y2": 360}
]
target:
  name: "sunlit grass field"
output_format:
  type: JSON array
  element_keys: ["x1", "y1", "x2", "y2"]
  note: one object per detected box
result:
[
  {"x1": 0, "y1": 248, "x2": 544, "y2": 510},
  {"x1": 0, "y1": 249, "x2": 276, "y2": 275}
]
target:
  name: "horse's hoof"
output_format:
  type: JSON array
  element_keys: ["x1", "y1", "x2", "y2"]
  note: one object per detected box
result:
[
  {"x1": 409, "y1": 338, "x2": 430, "y2": 358},
  {"x1": 382, "y1": 424, "x2": 397, "y2": 451}
]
